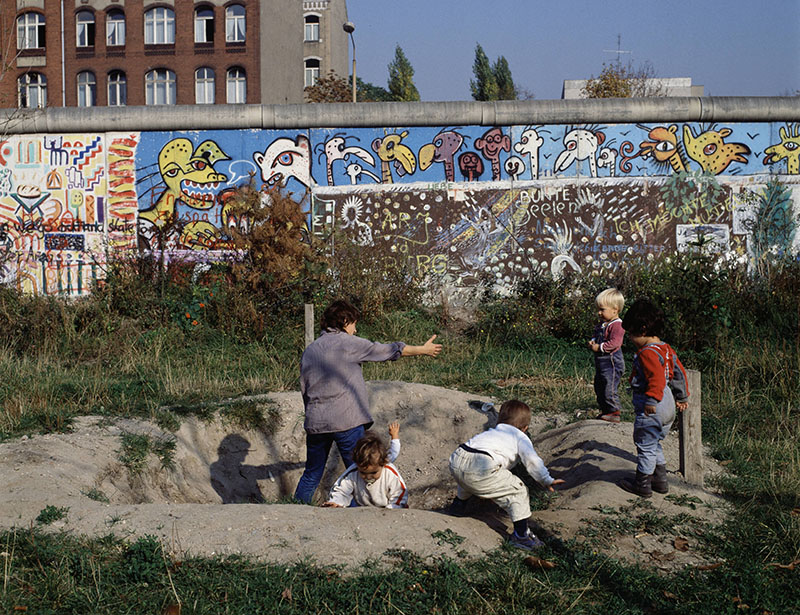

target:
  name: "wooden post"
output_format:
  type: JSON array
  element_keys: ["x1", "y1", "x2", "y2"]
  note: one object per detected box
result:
[
  {"x1": 304, "y1": 303, "x2": 315, "y2": 348},
  {"x1": 679, "y1": 369, "x2": 703, "y2": 486}
]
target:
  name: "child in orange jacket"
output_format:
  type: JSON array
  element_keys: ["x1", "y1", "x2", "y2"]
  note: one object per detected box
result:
[{"x1": 619, "y1": 299, "x2": 689, "y2": 497}]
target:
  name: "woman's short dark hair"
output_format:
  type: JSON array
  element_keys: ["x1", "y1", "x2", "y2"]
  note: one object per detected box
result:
[
  {"x1": 321, "y1": 299, "x2": 361, "y2": 332},
  {"x1": 621, "y1": 298, "x2": 665, "y2": 337}
]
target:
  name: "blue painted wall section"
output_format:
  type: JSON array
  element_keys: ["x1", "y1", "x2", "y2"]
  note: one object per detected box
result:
[{"x1": 0, "y1": 121, "x2": 798, "y2": 294}]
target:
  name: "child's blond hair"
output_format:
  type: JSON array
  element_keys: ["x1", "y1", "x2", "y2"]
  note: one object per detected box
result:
[
  {"x1": 353, "y1": 431, "x2": 389, "y2": 468},
  {"x1": 497, "y1": 400, "x2": 531, "y2": 431},
  {"x1": 596, "y1": 288, "x2": 624, "y2": 313}
]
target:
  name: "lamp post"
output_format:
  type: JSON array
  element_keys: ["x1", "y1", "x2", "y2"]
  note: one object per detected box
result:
[{"x1": 343, "y1": 21, "x2": 356, "y2": 103}]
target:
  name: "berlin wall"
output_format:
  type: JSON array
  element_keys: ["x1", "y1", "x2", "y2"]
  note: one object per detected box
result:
[{"x1": 0, "y1": 97, "x2": 799, "y2": 295}]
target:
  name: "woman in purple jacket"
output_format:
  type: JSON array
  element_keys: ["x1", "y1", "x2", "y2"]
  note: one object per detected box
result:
[{"x1": 294, "y1": 300, "x2": 442, "y2": 503}]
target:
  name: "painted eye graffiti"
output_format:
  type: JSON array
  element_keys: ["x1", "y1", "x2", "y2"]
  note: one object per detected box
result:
[
  {"x1": 191, "y1": 160, "x2": 207, "y2": 171},
  {"x1": 655, "y1": 141, "x2": 675, "y2": 152},
  {"x1": 567, "y1": 141, "x2": 577, "y2": 150},
  {"x1": 272, "y1": 151, "x2": 295, "y2": 167},
  {"x1": 784, "y1": 141, "x2": 799, "y2": 151},
  {"x1": 703, "y1": 143, "x2": 717, "y2": 155},
  {"x1": 164, "y1": 167, "x2": 180, "y2": 178}
]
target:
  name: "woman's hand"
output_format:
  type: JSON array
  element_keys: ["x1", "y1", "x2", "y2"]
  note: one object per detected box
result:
[
  {"x1": 402, "y1": 335, "x2": 443, "y2": 358},
  {"x1": 421, "y1": 335, "x2": 442, "y2": 357}
]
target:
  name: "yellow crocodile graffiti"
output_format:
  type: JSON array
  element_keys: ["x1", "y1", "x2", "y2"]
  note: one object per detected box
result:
[
  {"x1": 764, "y1": 123, "x2": 800, "y2": 174},
  {"x1": 138, "y1": 138, "x2": 230, "y2": 249}
]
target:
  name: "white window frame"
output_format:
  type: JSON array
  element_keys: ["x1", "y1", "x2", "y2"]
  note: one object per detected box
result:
[
  {"x1": 195, "y1": 67, "x2": 215, "y2": 104},
  {"x1": 17, "y1": 12, "x2": 46, "y2": 50},
  {"x1": 76, "y1": 10, "x2": 95, "y2": 48},
  {"x1": 18, "y1": 72, "x2": 47, "y2": 108},
  {"x1": 304, "y1": 58, "x2": 320, "y2": 88},
  {"x1": 226, "y1": 67, "x2": 246, "y2": 103},
  {"x1": 194, "y1": 7, "x2": 214, "y2": 43},
  {"x1": 106, "y1": 10, "x2": 125, "y2": 47},
  {"x1": 144, "y1": 7, "x2": 175, "y2": 45},
  {"x1": 77, "y1": 71, "x2": 96, "y2": 107},
  {"x1": 107, "y1": 71, "x2": 127, "y2": 106},
  {"x1": 304, "y1": 14, "x2": 320, "y2": 42},
  {"x1": 225, "y1": 5, "x2": 245, "y2": 43},
  {"x1": 145, "y1": 69, "x2": 176, "y2": 105}
]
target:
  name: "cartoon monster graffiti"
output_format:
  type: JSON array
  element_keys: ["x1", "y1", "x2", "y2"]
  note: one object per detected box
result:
[
  {"x1": 371, "y1": 131, "x2": 416, "y2": 183},
  {"x1": 317, "y1": 134, "x2": 375, "y2": 186},
  {"x1": 475, "y1": 127, "x2": 511, "y2": 181},
  {"x1": 418, "y1": 129, "x2": 465, "y2": 182},
  {"x1": 253, "y1": 135, "x2": 314, "y2": 189},
  {"x1": 553, "y1": 126, "x2": 605, "y2": 178},
  {"x1": 458, "y1": 152, "x2": 484, "y2": 182},
  {"x1": 764, "y1": 123, "x2": 800, "y2": 174},
  {"x1": 597, "y1": 147, "x2": 618, "y2": 177},
  {"x1": 513, "y1": 128, "x2": 545, "y2": 180},
  {"x1": 138, "y1": 138, "x2": 230, "y2": 249},
  {"x1": 683, "y1": 125, "x2": 750, "y2": 174}
]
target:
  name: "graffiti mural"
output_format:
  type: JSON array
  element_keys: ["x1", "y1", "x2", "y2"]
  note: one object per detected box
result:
[
  {"x1": 0, "y1": 133, "x2": 105, "y2": 294},
  {"x1": 0, "y1": 118, "x2": 797, "y2": 295}
]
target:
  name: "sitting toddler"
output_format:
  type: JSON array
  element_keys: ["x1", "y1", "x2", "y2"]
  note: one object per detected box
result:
[{"x1": 323, "y1": 423, "x2": 407, "y2": 508}]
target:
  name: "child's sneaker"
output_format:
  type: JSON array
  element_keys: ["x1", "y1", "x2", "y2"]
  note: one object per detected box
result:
[{"x1": 508, "y1": 530, "x2": 544, "y2": 551}]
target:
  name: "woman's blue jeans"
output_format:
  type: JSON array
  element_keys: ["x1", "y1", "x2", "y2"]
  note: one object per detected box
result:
[{"x1": 293, "y1": 425, "x2": 365, "y2": 503}]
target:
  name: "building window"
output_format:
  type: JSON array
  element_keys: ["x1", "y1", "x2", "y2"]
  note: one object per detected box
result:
[
  {"x1": 304, "y1": 14, "x2": 319, "y2": 42},
  {"x1": 76, "y1": 11, "x2": 95, "y2": 48},
  {"x1": 145, "y1": 69, "x2": 176, "y2": 105},
  {"x1": 194, "y1": 7, "x2": 214, "y2": 43},
  {"x1": 106, "y1": 10, "x2": 125, "y2": 47},
  {"x1": 18, "y1": 72, "x2": 47, "y2": 108},
  {"x1": 144, "y1": 7, "x2": 175, "y2": 45},
  {"x1": 108, "y1": 71, "x2": 126, "y2": 106},
  {"x1": 77, "y1": 71, "x2": 96, "y2": 106},
  {"x1": 195, "y1": 67, "x2": 215, "y2": 104},
  {"x1": 226, "y1": 67, "x2": 246, "y2": 103},
  {"x1": 17, "y1": 12, "x2": 45, "y2": 50},
  {"x1": 304, "y1": 58, "x2": 320, "y2": 88},
  {"x1": 225, "y1": 5, "x2": 245, "y2": 43}
]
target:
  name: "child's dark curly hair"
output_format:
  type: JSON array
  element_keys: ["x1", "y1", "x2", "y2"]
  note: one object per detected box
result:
[
  {"x1": 352, "y1": 431, "x2": 388, "y2": 468},
  {"x1": 622, "y1": 298, "x2": 665, "y2": 337}
]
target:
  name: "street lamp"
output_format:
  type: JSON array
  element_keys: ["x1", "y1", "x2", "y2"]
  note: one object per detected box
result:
[{"x1": 343, "y1": 21, "x2": 356, "y2": 103}]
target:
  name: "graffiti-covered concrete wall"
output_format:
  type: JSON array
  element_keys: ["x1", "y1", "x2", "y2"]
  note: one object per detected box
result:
[{"x1": 1, "y1": 98, "x2": 799, "y2": 294}]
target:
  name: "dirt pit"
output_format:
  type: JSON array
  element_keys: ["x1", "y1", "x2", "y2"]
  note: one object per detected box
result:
[{"x1": 0, "y1": 381, "x2": 728, "y2": 570}]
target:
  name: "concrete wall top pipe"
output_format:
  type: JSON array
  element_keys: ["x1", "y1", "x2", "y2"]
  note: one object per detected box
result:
[{"x1": 1, "y1": 97, "x2": 798, "y2": 134}]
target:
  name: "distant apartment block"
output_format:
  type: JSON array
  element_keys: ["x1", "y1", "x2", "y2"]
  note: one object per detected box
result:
[
  {"x1": 562, "y1": 77, "x2": 704, "y2": 99},
  {"x1": 0, "y1": 0, "x2": 349, "y2": 108}
]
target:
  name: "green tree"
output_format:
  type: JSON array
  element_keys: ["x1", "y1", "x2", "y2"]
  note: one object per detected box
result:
[
  {"x1": 493, "y1": 56, "x2": 517, "y2": 100},
  {"x1": 470, "y1": 43, "x2": 498, "y2": 101},
  {"x1": 387, "y1": 45, "x2": 420, "y2": 102},
  {"x1": 355, "y1": 77, "x2": 393, "y2": 102},
  {"x1": 582, "y1": 61, "x2": 664, "y2": 98}
]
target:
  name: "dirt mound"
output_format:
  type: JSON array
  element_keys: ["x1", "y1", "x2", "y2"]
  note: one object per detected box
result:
[{"x1": 0, "y1": 381, "x2": 726, "y2": 569}]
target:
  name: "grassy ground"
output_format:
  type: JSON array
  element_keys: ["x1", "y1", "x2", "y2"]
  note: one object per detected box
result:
[{"x1": 1, "y1": 264, "x2": 799, "y2": 612}]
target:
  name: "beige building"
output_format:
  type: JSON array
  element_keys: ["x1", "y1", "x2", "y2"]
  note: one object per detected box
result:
[{"x1": 302, "y1": 0, "x2": 349, "y2": 90}]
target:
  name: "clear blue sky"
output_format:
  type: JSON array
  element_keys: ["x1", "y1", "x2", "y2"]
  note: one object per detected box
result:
[{"x1": 345, "y1": 0, "x2": 800, "y2": 100}]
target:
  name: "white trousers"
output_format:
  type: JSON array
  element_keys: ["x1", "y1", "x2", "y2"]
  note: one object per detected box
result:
[{"x1": 449, "y1": 446, "x2": 531, "y2": 522}]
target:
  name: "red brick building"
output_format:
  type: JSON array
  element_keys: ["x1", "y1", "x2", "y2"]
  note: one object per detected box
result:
[{"x1": 0, "y1": 0, "x2": 348, "y2": 108}]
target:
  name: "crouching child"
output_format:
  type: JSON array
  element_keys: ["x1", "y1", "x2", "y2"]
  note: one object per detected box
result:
[
  {"x1": 448, "y1": 400, "x2": 564, "y2": 551},
  {"x1": 323, "y1": 429, "x2": 408, "y2": 509}
]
